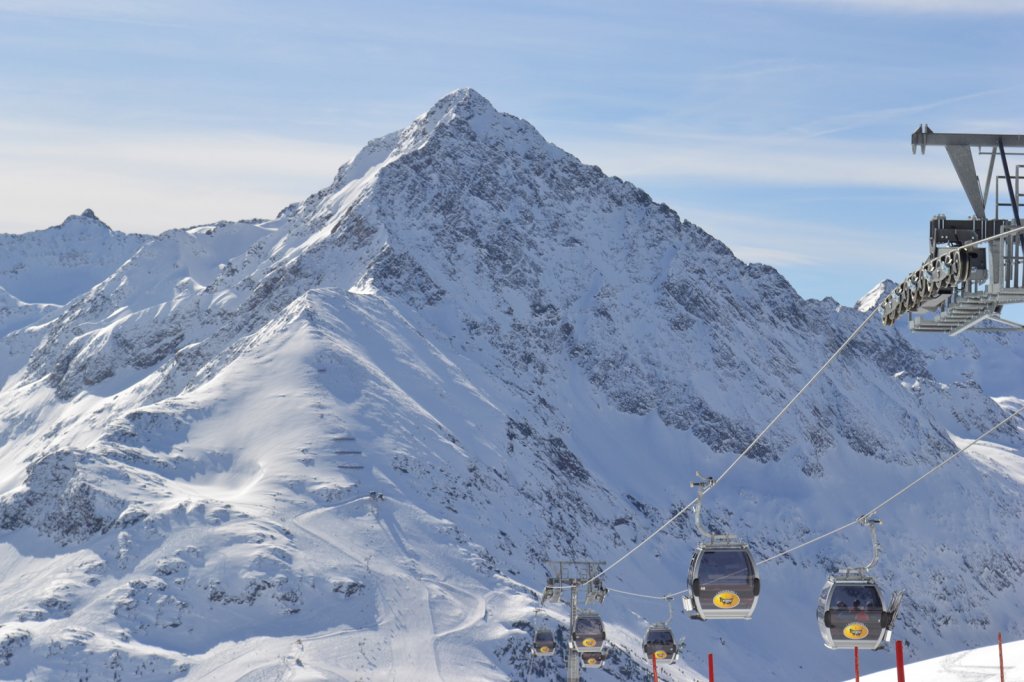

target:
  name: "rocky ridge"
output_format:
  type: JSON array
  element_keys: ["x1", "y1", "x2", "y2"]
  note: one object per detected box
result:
[{"x1": 0, "y1": 89, "x2": 1019, "y2": 680}]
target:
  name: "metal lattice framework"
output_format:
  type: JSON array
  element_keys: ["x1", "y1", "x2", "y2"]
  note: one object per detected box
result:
[
  {"x1": 541, "y1": 560, "x2": 607, "y2": 682},
  {"x1": 880, "y1": 125, "x2": 1024, "y2": 333}
]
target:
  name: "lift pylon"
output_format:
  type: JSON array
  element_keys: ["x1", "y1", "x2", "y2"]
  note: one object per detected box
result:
[
  {"x1": 542, "y1": 560, "x2": 607, "y2": 682},
  {"x1": 881, "y1": 125, "x2": 1024, "y2": 333}
]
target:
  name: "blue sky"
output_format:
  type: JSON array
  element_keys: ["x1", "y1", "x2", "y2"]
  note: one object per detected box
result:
[{"x1": 1, "y1": 0, "x2": 1019, "y2": 306}]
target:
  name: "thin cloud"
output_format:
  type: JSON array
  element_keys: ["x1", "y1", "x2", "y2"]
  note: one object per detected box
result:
[
  {"x1": 742, "y1": 0, "x2": 1024, "y2": 13},
  {"x1": 682, "y1": 209, "x2": 918, "y2": 269},
  {"x1": 565, "y1": 131, "x2": 956, "y2": 191},
  {"x1": 0, "y1": 0, "x2": 183, "y2": 25},
  {"x1": 0, "y1": 119, "x2": 358, "y2": 234},
  {"x1": 696, "y1": 59, "x2": 818, "y2": 83},
  {"x1": 795, "y1": 88, "x2": 1010, "y2": 137}
]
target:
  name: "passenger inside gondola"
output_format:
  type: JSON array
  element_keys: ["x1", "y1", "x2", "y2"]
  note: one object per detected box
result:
[
  {"x1": 645, "y1": 629, "x2": 674, "y2": 647},
  {"x1": 828, "y1": 584, "x2": 884, "y2": 638},
  {"x1": 573, "y1": 614, "x2": 605, "y2": 649},
  {"x1": 532, "y1": 628, "x2": 556, "y2": 655},
  {"x1": 701, "y1": 550, "x2": 754, "y2": 585},
  {"x1": 832, "y1": 586, "x2": 882, "y2": 616},
  {"x1": 643, "y1": 626, "x2": 677, "y2": 659}
]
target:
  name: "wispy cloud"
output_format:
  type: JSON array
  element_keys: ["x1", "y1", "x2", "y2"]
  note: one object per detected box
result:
[
  {"x1": 0, "y1": 119, "x2": 358, "y2": 234},
  {"x1": 680, "y1": 208, "x2": 919, "y2": 270},
  {"x1": 742, "y1": 0, "x2": 1024, "y2": 13},
  {"x1": 695, "y1": 59, "x2": 817, "y2": 83},
  {"x1": 0, "y1": 0, "x2": 183, "y2": 25},
  {"x1": 793, "y1": 89, "x2": 1010, "y2": 137},
  {"x1": 564, "y1": 129, "x2": 956, "y2": 192}
]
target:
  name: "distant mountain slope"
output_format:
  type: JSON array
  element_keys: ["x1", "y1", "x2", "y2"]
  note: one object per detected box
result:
[
  {"x1": 0, "y1": 90, "x2": 1020, "y2": 681},
  {"x1": 0, "y1": 209, "x2": 150, "y2": 305}
]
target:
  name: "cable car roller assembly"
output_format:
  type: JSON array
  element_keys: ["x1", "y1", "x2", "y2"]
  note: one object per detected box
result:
[{"x1": 882, "y1": 126, "x2": 1024, "y2": 333}]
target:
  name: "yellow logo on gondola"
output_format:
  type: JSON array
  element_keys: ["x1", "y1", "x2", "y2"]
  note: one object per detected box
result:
[
  {"x1": 654, "y1": 650, "x2": 668, "y2": 659},
  {"x1": 585, "y1": 656, "x2": 599, "y2": 665},
  {"x1": 582, "y1": 637, "x2": 598, "y2": 647},
  {"x1": 538, "y1": 645, "x2": 551, "y2": 653},
  {"x1": 713, "y1": 591, "x2": 740, "y2": 608},
  {"x1": 844, "y1": 623, "x2": 870, "y2": 640}
]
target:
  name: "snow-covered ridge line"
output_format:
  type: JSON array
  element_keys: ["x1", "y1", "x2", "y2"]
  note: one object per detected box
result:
[{"x1": 0, "y1": 88, "x2": 1019, "y2": 680}]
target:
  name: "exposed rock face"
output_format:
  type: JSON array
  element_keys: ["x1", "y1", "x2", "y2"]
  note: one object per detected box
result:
[{"x1": 0, "y1": 89, "x2": 1019, "y2": 679}]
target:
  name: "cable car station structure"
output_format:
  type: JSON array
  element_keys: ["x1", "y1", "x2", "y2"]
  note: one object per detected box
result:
[{"x1": 881, "y1": 126, "x2": 1024, "y2": 333}]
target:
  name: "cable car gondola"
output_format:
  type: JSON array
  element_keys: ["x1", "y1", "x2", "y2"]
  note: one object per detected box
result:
[
  {"x1": 571, "y1": 611, "x2": 606, "y2": 652},
  {"x1": 532, "y1": 627, "x2": 557, "y2": 657},
  {"x1": 642, "y1": 624, "x2": 678, "y2": 662},
  {"x1": 642, "y1": 596, "x2": 680, "y2": 662},
  {"x1": 580, "y1": 650, "x2": 606, "y2": 668},
  {"x1": 682, "y1": 475, "x2": 760, "y2": 620},
  {"x1": 817, "y1": 518, "x2": 903, "y2": 650}
]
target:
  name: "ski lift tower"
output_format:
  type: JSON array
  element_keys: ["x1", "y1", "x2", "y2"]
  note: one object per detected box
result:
[
  {"x1": 542, "y1": 560, "x2": 608, "y2": 682},
  {"x1": 881, "y1": 126, "x2": 1024, "y2": 333}
]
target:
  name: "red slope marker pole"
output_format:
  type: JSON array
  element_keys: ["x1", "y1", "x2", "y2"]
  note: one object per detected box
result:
[
  {"x1": 999, "y1": 632, "x2": 1005, "y2": 682},
  {"x1": 708, "y1": 652, "x2": 715, "y2": 682},
  {"x1": 652, "y1": 653, "x2": 659, "y2": 682},
  {"x1": 895, "y1": 640, "x2": 906, "y2": 682},
  {"x1": 854, "y1": 646, "x2": 860, "y2": 681}
]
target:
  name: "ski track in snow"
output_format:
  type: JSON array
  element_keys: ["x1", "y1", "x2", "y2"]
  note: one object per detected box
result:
[
  {"x1": 853, "y1": 639, "x2": 1023, "y2": 682},
  {"x1": 429, "y1": 578, "x2": 486, "y2": 640},
  {"x1": 289, "y1": 498, "x2": 485, "y2": 681}
]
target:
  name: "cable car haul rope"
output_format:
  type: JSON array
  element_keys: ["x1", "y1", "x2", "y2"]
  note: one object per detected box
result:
[
  {"x1": 576, "y1": 298, "x2": 884, "y2": 594},
  {"x1": 530, "y1": 126, "x2": 1024, "y2": 675}
]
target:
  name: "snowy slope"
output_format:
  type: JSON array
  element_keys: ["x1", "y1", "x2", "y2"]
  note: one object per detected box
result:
[
  {"x1": 0, "y1": 89, "x2": 1020, "y2": 681},
  {"x1": 849, "y1": 637, "x2": 1023, "y2": 682}
]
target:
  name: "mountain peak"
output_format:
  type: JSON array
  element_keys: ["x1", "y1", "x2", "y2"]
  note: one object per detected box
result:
[
  {"x1": 407, "y1": 87, "x2": 536, "y2": 148},
  {"x1": 0, "y1": 210, "x2": 149, "y2": 304},
  {"x1": 54, "y1": 209, "x2": 111, "y2": 233},
  {"x1": 424, "y1": 87, "x2": 494, "y2": 118},
  {"x1": 855, "y1": 279, "x2": 897, "y2": 312},
  {"x1": 302, "y1": 89, "x2": 552, "y2": 222},
  {"x1": 2, "y1": 90, "x2": 1023, "y2": 681}
]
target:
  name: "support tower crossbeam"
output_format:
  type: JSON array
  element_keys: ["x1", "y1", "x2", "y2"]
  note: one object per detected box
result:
[
  {"x1": 880, "y1": 125, "x2": 1024, "y2": 333},
  {"x1": 542, "y1": 560, "x2": 607, "y2": 682}
]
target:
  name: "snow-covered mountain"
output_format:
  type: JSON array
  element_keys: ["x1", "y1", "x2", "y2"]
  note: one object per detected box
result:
[
  {"x1": 0, "y1": 88, "x2": 1021, "y2": 681},
  {"x1": 0, "y1": 209, "x2": 150, "y2": 306}
]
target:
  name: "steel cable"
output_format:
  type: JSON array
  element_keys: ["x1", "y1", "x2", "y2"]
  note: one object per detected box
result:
[
  {"x1": 602, "y1": 401, "x2": 1024, "y2": 602},
  {"x1": 756, "y1": 400, "x2": 1024, "y2": 567},
  {"x1": 580, "y1": 301, "x2": 885, "y2": 587},
  {"x1": 555, "y1": 225, "x2": 1024, "y2": 597}
]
